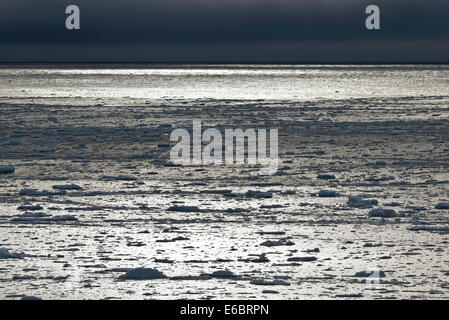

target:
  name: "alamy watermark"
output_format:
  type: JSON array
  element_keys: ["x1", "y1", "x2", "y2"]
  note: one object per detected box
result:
[
  {"x1": 65, "y1": 5, "x2": 380, "y2": 31},
  {"x1": 363, "y1": 267, "x2": 384, "y2": 289},
  {"x1": 365, "y1": 5, "x2": 381, "y2": 30},
  {"x1": 65, "y1": 5, "x2": 80, "y2": 30},
  {"x1": 170, "y1": 120, "x2": 279, "y2": 175},
  {"x1": 64, "y1": 258, "x2": 83, "y2": 297}
]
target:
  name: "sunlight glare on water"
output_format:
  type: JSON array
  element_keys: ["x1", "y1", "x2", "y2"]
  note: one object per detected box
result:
[{"x1": 0, "y1": 64, "x2": 448, "y2": 103}]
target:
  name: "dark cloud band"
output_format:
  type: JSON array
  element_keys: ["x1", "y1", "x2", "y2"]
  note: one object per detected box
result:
[{"x1": 0, "y1": 0, "x2": 448, "y2": 61}]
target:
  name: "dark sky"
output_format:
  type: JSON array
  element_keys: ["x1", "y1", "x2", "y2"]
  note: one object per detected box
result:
[{"x1": 0, "y1": 0, "x2": 448, "y2": 62}]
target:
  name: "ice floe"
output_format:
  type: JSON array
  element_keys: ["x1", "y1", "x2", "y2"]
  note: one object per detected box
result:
[
  {"x1": 250, "y1": 279, "x2": 290, "y2": 286},
  {"x1": 260, "y1": 239, "x2": 294, "y2": 247},
  {"x1": 19, "y1": 188, "x2": 67, "y2": 196},
  {"x1": 354, "y1": 270, "x2": 386, "y2": 278},
  {"x1": 167, "y1": 206, "x2": 201, "y2": 212},
  {"x1": 0, "y1": 165, "x2": 15, "y2": 174},
  {"x1": 368, "y1": 208, "x2": 397, "y2": 218},
  {"x1": 245, "y1": 190, "x2": 273, "y2": 198},
  {"x1": 347, "y1": 196, "x2": 378, "y2": 209},
  {"x1": 318, "y1": 190, "x2": 339, "y2": 197},
  {"x1": 211, "y1": 270, "x2": 234, "y2": 278},
  {"x1": 435, "y1": 203, "x2": 449, "y2": 210},
  {"x1": 118, "y1": 268, "x2": 167, "y2": 280},
  {"x1": 287, "y1": 256, "x2": 318, "y2": 262},
  {"x1": 101, "y1": 175, "x2": 137, "y2": 181},
  {"x1": 17, "y1": 205, "x2": 43, "y2": 211},
  {"x1": 0, "y1": 248, "x2": 26, "y2": 259},
  {"x1": 317, "y1": 174, "x2": 336, "y2": 180},
  {"x1": 20, "y1": 296, "x2": 42, "y2": 300},
  {"x1": 19, "y1": 189, "x2": 44, "y2": 196},
  {"x1": 11, "y1": 213, "x2": 77, "y2": 223},
  {"x1": 52, "y1": 184, "x2": 82, "y2": 190},
  {"x1": 409, "y1": 226, "x2": 449, "y2": 232}
]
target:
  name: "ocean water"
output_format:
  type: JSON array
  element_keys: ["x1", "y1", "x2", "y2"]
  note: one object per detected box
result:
[
  {"x1": 1, "y1": 64, "x2": 449, "y2": 300},
  {"x1": 0, "y1": 64, "x2": 448, "y2": 104}
]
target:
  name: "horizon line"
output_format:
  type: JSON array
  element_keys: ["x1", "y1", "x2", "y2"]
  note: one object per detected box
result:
[{"x1": 0, "y1": 61, "x2": 449, "y2": 65}]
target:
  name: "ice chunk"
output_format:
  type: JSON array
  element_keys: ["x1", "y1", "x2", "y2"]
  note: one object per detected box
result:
[
  {"x1": 18, "y1": 205, "x2": 43, "y2": 211},
  {"x1": 19, "y1": 189, "x2": 44, "y2": 196},
  {"x1": 318, "y1": 190, "x2": 338, "y2": 197},
  {"x1": 167, "y1": 206, "x2": 201, "y2": 212},
  {"x1": 52, "y1": 184, "x2": 82, "y2": 190},
  {"x1": 211, "y1": 270, "x2": 234, "y2": 278},
  {"x1": 101, "y1": 175, "x2": 137, "y2": 181},
  {"x1": 317, "y1": 174, "x2": 336, "y2": 180},
  {"x1": 409, "y1": 226, "x2": 449, "y2": 232},
  {"x1": 0, "y1": 248, "x2": 26, "y2": 259},
  {"x1": 51, "y1": 215, "x2": 78, "y2": 222},
  {"x1": 119, "y1": 268, "x2": 167, "y2": 280},
  {"x1": 369, "y1": 208, "x2": 397, "y2": 218},
  {"x1": 347, "y1": 196, "x2": 378, "y2": 209},
  {"x1": 354, "y1": 270, "x2": 386, "y2": 278},
  {"x1": 250, "y1": 279, "x2": 290, "y2": 286},
  {"x1": 245, "y1": 190, "x2": 273, "y2": 198},
  {"x1": 0, "y1": 166, "x2": 15, "y2": 174},
  {"x1": 435, "y1": 203, "x2": 449, "y2": 210},
  {"x1": 11, "y1": 212, "x2": 52, "y2": 223},
  {"x1": 19, "y1": 188, "x2": 66, "y2": 196},
  {"x1": 287, "y1": 256, "x2": 318, "y2": 262},
  {"x1": 7, "y1": 139, "x2": 21, "y2": 146},
  {"x1": 21, "y1": 296, "x2": 42, "y2": 300},
  {"x1": 260, "y1": 239, "x2": 294, "y2": 247}
]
